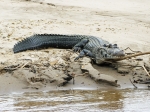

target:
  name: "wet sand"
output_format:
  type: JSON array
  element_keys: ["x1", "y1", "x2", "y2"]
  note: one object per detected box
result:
[{"x1": 0, "y1": 0, "x2": 150, "y2": 94}]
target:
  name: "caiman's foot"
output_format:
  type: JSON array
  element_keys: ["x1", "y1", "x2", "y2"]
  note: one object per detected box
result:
[
  {"x1": 73, "y1": 39, "x2": 89, "y2": 52},
  {"x1": 74, "y1": 49, "x2": 94, "y2": 61}
]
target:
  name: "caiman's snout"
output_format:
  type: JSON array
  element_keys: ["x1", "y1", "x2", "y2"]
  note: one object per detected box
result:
[
  {"x1": 104, "y1": 44, "x2": 125, "y2": 57},
  {"x1": 112, "y1": 50, "x2": 125, "y2": 56}
]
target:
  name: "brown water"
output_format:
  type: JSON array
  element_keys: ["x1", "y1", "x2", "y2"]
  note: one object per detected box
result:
[{"x1": 0, "y1": 89, "x2": 150, "y2": 112}]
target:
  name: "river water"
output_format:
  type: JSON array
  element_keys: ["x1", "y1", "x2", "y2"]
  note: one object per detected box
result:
[{"x1": 0, "y1": 89, "x2": 150, "y2": 112}]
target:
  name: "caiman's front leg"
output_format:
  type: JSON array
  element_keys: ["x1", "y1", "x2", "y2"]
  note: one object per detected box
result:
[{"x1": 74, "y1": 49, "x2": 94, "y2": 61}]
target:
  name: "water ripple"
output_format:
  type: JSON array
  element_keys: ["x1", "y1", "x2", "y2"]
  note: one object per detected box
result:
[{"x1": 0, "y1": 89, "x2": 150, "y2": 112}]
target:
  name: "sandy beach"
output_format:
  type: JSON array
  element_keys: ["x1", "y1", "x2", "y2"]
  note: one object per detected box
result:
[{"x1": 0, "y1": 0, "x2": 150, "y2": 94}]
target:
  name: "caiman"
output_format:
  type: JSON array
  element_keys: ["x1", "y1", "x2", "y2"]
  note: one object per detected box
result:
[
  {"x1": 13, "y1": 34, "x2": 125, "y2": 64},
  {"x1": 13, "y1": 34, "x2": 150, "y2": 64}
]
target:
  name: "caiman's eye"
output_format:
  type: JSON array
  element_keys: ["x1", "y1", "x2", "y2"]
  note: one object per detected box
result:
[
  {"x1": 113, "y1": 44, "x2": 118, "y2": 48},
  {"x1": 108, "y1": 44, "x2": 113, "y2": 48},
  {"x1": 101, "y1": 50, "x2": 103, "y2": 55}
]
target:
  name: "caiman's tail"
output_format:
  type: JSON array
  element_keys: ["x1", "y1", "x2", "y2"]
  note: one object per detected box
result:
[{"x1": 13, "y1": 34, "x2": 82, "y2": 53}]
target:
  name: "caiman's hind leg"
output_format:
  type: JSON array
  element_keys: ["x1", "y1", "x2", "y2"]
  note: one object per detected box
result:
[
  {"x1": 74, "y1": 49, "x2": 94, "y2": 61},
  {"x1": 72, "y1": 38, "x2": 94, "y2": 60},
  {"x1": 73, "y1": 39, "x2": 89, "y2": 52}
]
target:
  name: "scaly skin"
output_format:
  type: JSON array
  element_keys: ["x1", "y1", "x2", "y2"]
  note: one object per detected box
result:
[{"x1": 13, "y1": 34, "x2": 125, "y2": 64}]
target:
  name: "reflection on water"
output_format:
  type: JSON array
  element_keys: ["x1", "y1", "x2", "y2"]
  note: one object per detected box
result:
[{"x1": 0, "y1": 89, "x2": 150, "y2": 111}]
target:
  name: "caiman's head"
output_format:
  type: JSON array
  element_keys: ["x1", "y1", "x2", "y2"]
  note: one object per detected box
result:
[{"x1": 95, "y1": 44, "x2": 125, "y2": 64}]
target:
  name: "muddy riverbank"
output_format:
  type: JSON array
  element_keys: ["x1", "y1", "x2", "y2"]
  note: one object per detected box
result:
[{"x1": 0, "y1": 0, "x2": 150, "y2": 94}]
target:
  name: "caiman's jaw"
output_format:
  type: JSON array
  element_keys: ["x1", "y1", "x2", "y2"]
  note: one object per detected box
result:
[{"x1": 95, "y1": 44, "x2": 125, "y2": 64}]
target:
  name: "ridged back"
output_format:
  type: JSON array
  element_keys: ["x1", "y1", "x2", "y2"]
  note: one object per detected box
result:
[{"x1": 13, "y1": 34, "x2": 84, "y2": 53}]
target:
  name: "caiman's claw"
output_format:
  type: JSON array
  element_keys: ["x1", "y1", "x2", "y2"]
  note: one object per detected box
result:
[
  {"x1": 74, "y1": 56, "x2": 80, "y2": 61},
  {"x1": 73, "y1": 46, "x2": 81, "y2": 52}
]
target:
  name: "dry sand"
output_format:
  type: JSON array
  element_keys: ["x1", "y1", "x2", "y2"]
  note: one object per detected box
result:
[{"x1": 0, "y1": 0, "x2": 150, "y2": 94}]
